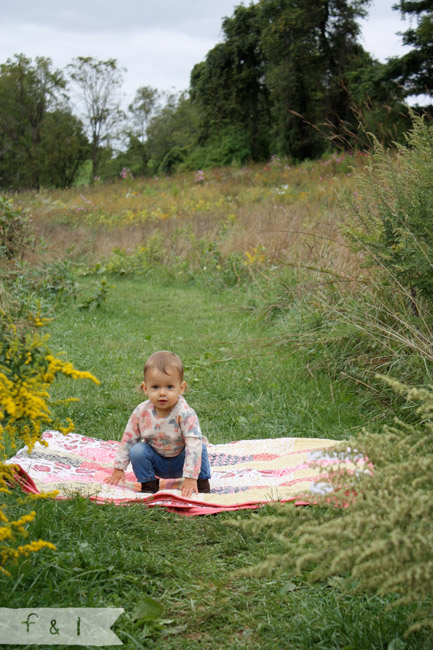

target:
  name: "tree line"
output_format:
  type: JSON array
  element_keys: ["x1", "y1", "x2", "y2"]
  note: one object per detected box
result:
[{"x1": 0, "y1": 0, "x2": 432, "y2": 190}]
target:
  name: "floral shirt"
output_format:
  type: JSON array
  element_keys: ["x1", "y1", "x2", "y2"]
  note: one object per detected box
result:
[{"x1": 113, "y1": 396, "x2": 208, "y2": 479}]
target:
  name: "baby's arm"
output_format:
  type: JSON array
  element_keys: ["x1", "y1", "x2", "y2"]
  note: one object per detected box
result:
[
  {"x1": 105, "y1": 406, "x2": 143, "y2": 484},
  {"x1": 179, "y1": 406, "x2": 204, "y2": 496}
]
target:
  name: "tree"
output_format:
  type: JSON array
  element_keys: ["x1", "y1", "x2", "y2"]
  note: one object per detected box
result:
[
  {"x1": 259, "y1": 0, "x2": 371, "y2": 158},
  {"x1": 68, "y1": 57, "x2": 124, "y2": 180},
  {"x1": 259, "y1": 0, "x2": 325, "y2": 158},
  {"x1": 0, "y1": 54, "x2": 66, "y2": 189},
  {"x1": 189, "y1": 0, "x2": 372, "y2": 163},
  {"x1": 128, "y1": 85, "x2": 160, "y2": 143},
  {"x1": 146, "y1": 92, "x2": 201, "y2": 173},
  {"x1": 190, "y1": 3, "x2": 270, "y2": 162},
  {"x1": 115, "y1": 85, "x2": 161, "y2": 177},
  {"x1": 343, "y1": 53, "x2": 409, "y2": 148},
  {"x1": 40, "y1": 110, "x2": 89, "y2": 188},
  {"x1": 386, "y1": 0, "x2": 433, "y2": 97}
]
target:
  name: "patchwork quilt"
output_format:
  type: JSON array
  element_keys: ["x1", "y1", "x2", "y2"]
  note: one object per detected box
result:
[{"x1": 6, "y1": 431, "x2": 359, "y2": 516}]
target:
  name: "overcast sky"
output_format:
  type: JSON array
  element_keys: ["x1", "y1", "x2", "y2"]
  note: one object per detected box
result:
[{"x1": 0, "y1": 0, "x2": 411, "y2": 103}]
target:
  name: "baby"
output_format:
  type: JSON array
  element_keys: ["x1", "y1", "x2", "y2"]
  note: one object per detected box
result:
[{"x1": 105, "y1": 350, "x2": 211, "y2": 497}]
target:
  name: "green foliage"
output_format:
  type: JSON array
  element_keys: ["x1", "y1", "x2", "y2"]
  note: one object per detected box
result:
[
  {"x1": 86, "y1": 235, "x2": 165, "y2": 278},
  {"x1": 109, "y1": 135, "x2": 148, "y2": 178},
  {"x1": 262, "y1": 0, "x2": 372, "y2": 158},
  {"x1": 6, "y1": 276, "x2": 429, "y2": 648},
  {"x1": 236, "y1": 376, "x2": 433, "y2": 636},
  {"x1": 37, "y1": 259, "x2": 80, "y2": 300},
  {"x1": 128, "y1": 85, "x2": 160, "y2": 144},
  {"x1": 386, "y1": 0, "x2": 433, "y2": 98},
  {"x1": 145, "y1": 92, "x2": 201, "y2": 174},
  {"x1": 189, "y1": 0, "x2": 376, "y2": 163},
  {"x1": 330, "y1": 52, "x2": 410, "y2": 149},
  {"x1": 1, "y1": 1, "x2": 425, "y2": 184},
  {"x1": 40, "y1": 110, "x2": 89, "y2": 187},
  {"x1": 78, "y1": 277, "x2": 112, "y2": 310},
  {"x1": 343, "y1": 114, "x2": 433, "y2": 305},
  {"x1": 0, "y1": 312, "x2": 98, "y2": 453},
  {"x1": 184, "y1": 126, "x2": 253, "y2": 169},
  {"x1": 1, "y1": 258, "x2": 80, "y2": 321},
  {"x1": 2, "y1": 95, "x2": 433, "y2": 644},
  {"x1": 0, "y1": 54, "x2": 70, "y2": 189},
  {"x1": 0, "y1": 308, "x2": 99, "y2": 575},
  {"x1": 0, "y1": 197, "x2": 32, "y2": 259},
  {"x1": 190, "y1": 4, "x2": 270, "y2": 162}
]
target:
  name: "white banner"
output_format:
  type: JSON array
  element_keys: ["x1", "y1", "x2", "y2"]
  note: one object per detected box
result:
[{"x1": 0, "y1": 608, "x2": 123, "y2": 646}]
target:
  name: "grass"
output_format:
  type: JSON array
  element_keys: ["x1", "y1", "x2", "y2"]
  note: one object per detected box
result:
[{"x1": 2, "y1": 276, "x2": 432, "y2": 649}]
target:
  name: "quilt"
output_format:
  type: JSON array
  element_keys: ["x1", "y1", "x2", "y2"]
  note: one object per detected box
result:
[{"x1": 6, "y1": 431, "x2": 358, "y2": 516}]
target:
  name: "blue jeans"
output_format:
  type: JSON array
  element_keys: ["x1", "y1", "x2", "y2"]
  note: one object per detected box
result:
[{"x1": 129, "y1": 442, "x2": 211, "y2": 482}]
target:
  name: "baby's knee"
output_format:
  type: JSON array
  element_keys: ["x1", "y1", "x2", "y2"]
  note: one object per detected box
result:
[{"x1": 129, "y1": 442, "x2": 150, "y2": 461}]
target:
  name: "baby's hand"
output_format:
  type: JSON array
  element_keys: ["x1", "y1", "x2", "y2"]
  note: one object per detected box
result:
[
  {"x1": 181, "y1": 478, "x2": 198, "y2": 497},
  {"x1": 104, "y1": 469, "x2": 125, "y2": 485}
]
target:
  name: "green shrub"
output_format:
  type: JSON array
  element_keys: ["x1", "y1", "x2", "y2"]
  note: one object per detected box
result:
[
  {"x1": 235, "y1": 376, "x2": 433, "y2": 636},
  {"x1": 86, "y1": 234, "x2": 164, "y2": 277},
  {"x1": 247, "y1": 114, "x2": 433, "y2": 393},
  {"x1": 0, "y1": 197, "x2": 33, "y2": 260},
  {"x1": 0, "y1": 312, "x2": 99, "y2": 575},
  {"x1": 180, "y1": 126, "x2": 252, "y2": 171},
  {"x1": 1, "y1": 259, "x2": 80, "y2": 321},
  {"x1": 78, "y1": 277, "x2": 112, "y2": 310},
  {"x1": 343, "y1": 114, "x2": 433, "y2": 308}
]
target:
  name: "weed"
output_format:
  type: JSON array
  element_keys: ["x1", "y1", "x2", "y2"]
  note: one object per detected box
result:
[
  {"x1": 1, "y1": 133, "x2": 433, "y2": 647},
  {"x1": 0, "y1": 196, "x2": 33, "y2": 260},
  {"x1": 1, "y1": 278, "x2": 431, "y2": 649},
  {"x1": 78, "y1": 278, "x2": 112, "y2": 310}
]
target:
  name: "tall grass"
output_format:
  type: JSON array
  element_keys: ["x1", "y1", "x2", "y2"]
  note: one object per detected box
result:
[
  {"x1": 229, "y1": 116, "x2": 433, "y2": 639},
  {"x1": 6, "y1": 153, "x2": 361, "y2": 271}
]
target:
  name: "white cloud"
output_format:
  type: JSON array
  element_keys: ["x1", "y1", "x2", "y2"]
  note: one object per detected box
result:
[
  {"x1": 0, "y1": 0, "x2": 235, "y2": 36},
  {"x1": 359, "y1": 0, "x2": 411, "y2": 62},
  {"x1": 0, "y1": 20, "x2": 217, "y2": 99},
  {"x1": 0, "y1": 0, "x2": 417, "y2": 102}
]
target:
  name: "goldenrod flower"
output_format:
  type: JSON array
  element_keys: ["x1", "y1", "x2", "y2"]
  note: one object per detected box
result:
[{"x1": 0, "y1": 312, "x2": 98, "y2": 574}]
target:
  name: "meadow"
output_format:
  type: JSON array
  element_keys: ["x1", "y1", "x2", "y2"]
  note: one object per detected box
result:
[
  {"x1": 1, "y1": 138, "x2": 433, "y2": 649},
  {"x1": 11, "y1": 152, "x2": 359, "y2": 271}
]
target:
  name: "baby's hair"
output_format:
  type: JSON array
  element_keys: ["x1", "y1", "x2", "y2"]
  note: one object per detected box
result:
[{"x1": 143, "y1": 350, "x2": 184, "y2": 382}]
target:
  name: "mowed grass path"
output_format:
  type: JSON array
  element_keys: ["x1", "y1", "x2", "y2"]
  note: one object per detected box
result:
[
  {"x1": 2, "y1": 278, "x2": 424, "y2": 650},
  {"x1": 49, "y1": 277, "x2": 362, "y2": 444}
]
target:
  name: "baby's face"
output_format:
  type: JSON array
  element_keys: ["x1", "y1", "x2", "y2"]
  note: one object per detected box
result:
[{"x1": 143, "y1": 367, "x2": 186, "y2": 417}]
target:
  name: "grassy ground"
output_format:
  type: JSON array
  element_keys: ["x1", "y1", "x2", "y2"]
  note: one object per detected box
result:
[{"x1": 2, "y1": 276, "x2": 431, "y2": 649}]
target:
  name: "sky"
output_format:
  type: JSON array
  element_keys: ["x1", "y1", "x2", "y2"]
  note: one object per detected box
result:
[{"x1": 0, "y1": 0, "x2": 412, "y2": 103}]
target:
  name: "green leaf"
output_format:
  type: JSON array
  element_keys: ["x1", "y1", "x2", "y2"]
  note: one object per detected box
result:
[
  {"x1": 132, "y1": 596, "x2": 164, "y2": 623},
  {"x1": 279, "y1": 582, "x2": 299, "y2": 595}
]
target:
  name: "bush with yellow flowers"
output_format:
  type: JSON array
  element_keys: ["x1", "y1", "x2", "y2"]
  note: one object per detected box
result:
[{"x1": 0, "y1": 310, "x2": 99, "y2": 575}]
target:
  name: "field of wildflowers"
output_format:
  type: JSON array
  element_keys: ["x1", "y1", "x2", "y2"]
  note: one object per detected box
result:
[{"x1": 8, "y1": 151, "x2": 365, "y2": 276}]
